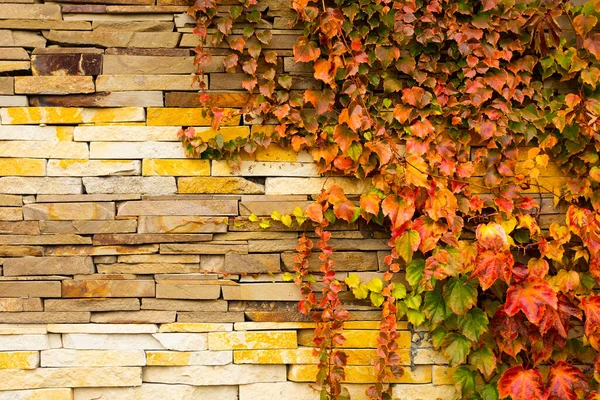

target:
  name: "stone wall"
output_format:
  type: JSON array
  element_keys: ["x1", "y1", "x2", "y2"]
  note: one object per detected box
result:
[{"x1": 0, "y1": 1, "x2": 568, "y2": 399}]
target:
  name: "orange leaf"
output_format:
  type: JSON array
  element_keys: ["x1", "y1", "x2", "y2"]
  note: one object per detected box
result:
[
  {"x1": 338, "y1": 104, "x2": 364, "y2": 132},
  {"x1": 333, "y1": 125, "x2": 359, "y2": 153},
  {"x1": 360, "y1": 192, "x2": 381, "y2": 216},
  {"x1": 305, "y1": 203, "x2": 324, "y2": 223},
  {"x1": 498, "y1": 367, "x2": 547, "y2": 400},
  {"x1": 547, "y1": 362, "x2": 588, "y2": 400},
  {"x1": 333, "y1": 199, "x2": 356, "y2": 222},
  {"x1": 313, "y1": 59, "x2": 336, "y2": 85},
  {"x1": 304, "y1": 88, "x2": 335, "y2": 115},
  {"x1": 573, "y1": 14, "x2": 598, "y2": 37},
  {"x1": 472, "y1": 249, "x2": 514, "y2": 290},
  {"x1": 584, "y1": 34, "x2": 600, "y2": 60},
  {"x1": 504, "y1": 277, "x2": 558, "y2": 324},
  {"x1": 293, "y1": 36, "x2": 321, "y2": 63},
  {"x1": 582, "y1": 296, "x2": 600, "y2": 338}
]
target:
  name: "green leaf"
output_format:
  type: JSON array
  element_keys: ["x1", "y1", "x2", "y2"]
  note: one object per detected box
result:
[
  {"x1": 352, "y1": 284, "x2": 369, "y2": 299},
  {"x1": 404, "y1": 293, "x2": 422, "y2": 310},
  {"x1": 324, "y1": 209, "x2": 336, "y2": 224},
  {"x1": 392, "y1": 283, "x2": 407, "y2": 299},
  {"x1": 443, "y1": 276, "x2": 478, "y2": 316},
  {"x1": 481, "y1": 384, "x2": 499, "y2": 400},
  {"x1": 454, "y1": 366, "x2": 477, "y2": 397},
  {"x1": 370, "y1": 292, "x2": 384, "y2": 307},
  {"x1": 470, "y1": 347, "x2": 496, "y2": 378},
  {"x1": 383, "y1": 98, "x2": 392, "y2": 108},
  {"x1": 430, "y1": 327, "x2": 447, "y2": 349},
  {"x1": 345, "y1": 273, "x2": 361, "y2": 288},
  {"x1": 395, "y1": 229, "x2": 420, "y2": 264},
  {"x1": 347, "y1": 142, "x2": 363, "y2": 161},
  {"x1": 423, "y1": 288, "x2": 451, "y2": 324},
  {"x1": 229, "y1": 5, "x2": 242, "y2": 19},
  {"x1": 442, "y1": 334, "x2": 471, "y2": 366},
  {"x1": 406, "y1": 259, "x2": 425, "y2": 288},
  {"x1": 366, "y1": 278, "x2": 383, "y2": 293},
  {"x1": 459, "y1": 308, "x2": 489, "y2": 341},
  {"x1": 406, "y1": 309, "x2": 426, "y2": 326}
]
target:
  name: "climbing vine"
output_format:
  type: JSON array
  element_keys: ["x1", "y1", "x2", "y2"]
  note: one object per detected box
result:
[{"x1": 184, "y1": 0, "x2": 600, "y2": 399}]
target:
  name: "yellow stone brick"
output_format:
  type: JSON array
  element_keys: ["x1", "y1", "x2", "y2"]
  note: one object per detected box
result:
[
  {"x1": 208, "y1": 331, "x2": 297, "y2": 350},
  {"x1": 0, "y1": 159, "x2": 46, "y2": 176},
  {"x1": 254, "y1": 144, "x2": 299, "y2": 162},
  {"x1": 195, "y1": 126, "x2": 250, "y2": 142},
  {"x1": 344, "y1": 321, "x2": 381, "y2": 330},
  {"x1": 234, "y1": 322, "x2": 316, "y2": 331},
  {"x1": 432, "y1": 366, "x2": 457, "y2": 385},
  {"x1": 297, "y1": 330, "x2": 411, "y2": 349},
  {"x1": 288, "y1": 365, "x2": 432, "y2": 383},
  {"x1": 234, "y1": 348, "x2": 410, "y2": 366},
  {"x1": 158, "y1": 323, "x2": 233, "y2": 333},
  {"x1": 55, "y1": 127, "x2": 74, "y2": 141},
  {"x1": 142, "y1": 159, "x2": 210, "y2": 176},
  {"x1": 12, "y1": 388, "x2": 72, "y2": 400},
  {"x1": 0, "y1": 351, "x2": 38, "y2": 369},
  {"x1": 146, "y1": 108, "x2": 241, "y2": 126},
  {"x1": 146, "y1": 351, "x2": 191, "y2": 366},
  {"x1": 0, "y1": 107, "x2": 83, "y2": 124},
  {"x1": 82, "y1": 107, "x2": 145, "y2": 123},
  {"x1": 178, "y1": 177, "x2": 264, "y2": 194}
]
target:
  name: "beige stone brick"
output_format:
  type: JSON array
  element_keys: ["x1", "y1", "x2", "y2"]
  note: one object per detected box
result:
[
  {"x1": 0, "y1": 30, "x2": 47, "y2": 48},
  {"x1": 178, "y1": 177, "x2": 265, "y2": 194},
  {"x1": 0, "y1": 142, "x2": 88, "y2": 159},
  {"x1": 158, "y1": 323, "x2": 232, "y2": 333},
  {"x1": 75, "y1": 125, "x2": 181, "y2": 141},
  {"x1": 222, "y1": 283, "x2": 302, "y2": 301},
  {"x1": 0, "y1": 221, "x2": 38, "y2": 234},
  {"x1": 0, "y1": 312, "x2": 90, "y2": 324},
  {"x1": 43, "y1": 31, "x2": 180, "y2": 48},
  {"x1": 0, "y1": 282, "x2": 61, "y2": 298},
  {"x1": 392, "y1": 384, "x2": 458, "y2": 400},
  {"x1": 265, "y1": 177, "x2": 371, "y2": 195},
  {"x1": 141, "y1": 299, "x2": 227, "y2": 312},
  {"x1": 3, "y1": 256, "x2": 94, "y2": 276},
  {"x1": 93, "y1": 21, "x2": 174, "y2": 31},
  {"x1": 151, "y1": 333, "x2": 207, "y2": 351},
  {"x1": 0, "y1": 95, "x2": 28, "y2": 106},
  {"x1": 239, "y1": 382, "x2": 372, "y2": 400},
  {"x1": 81, "y1": 107, "x2": 145, "y2": 123},
  {"x1": 0, "y1": 61, "x2": 29, "y2": 72},
  {"x1": 36, "y1": 194, "x2": 139, "y2": 202},
  {"x1": 212, "y1": 161, "x2": 319, "y2": 177},
  {"x1": 118, "y1": 254, "x2": 199, "y2": 263},
  {"x1": 47, "y1": 160, "x2": 141, "y2": 177},
  {"x1": 0, "y1": 177, "x2": 82, "y2": 195},
  {"x1": 137, "y1": 216, "x2": 228, "y2": 234},
  {"x1": 96, "y1": 74, "x2": 202, "y2": 91},
  {"x1": 90, "y1": 142, "x2": 186, "y2": 159},
  {"x1": 15, "y1": 76, "x2": 95, "y2": 95},
  {"x1": 0, "y1": 246, "x2": 44, "y2": 257},
  {"x1": 432, "y1": 366, "x2": 457, "y2": 385},
  {"x1": 45, "y1": 244, "x2": 157, "y2": 256},
  {"x1": 0, "y1": 298, "x2": 43, "y2": 312},
  {"x1": 83, "y1": 176, "x2": 176, "y2": 195},
  {"x1": 0, "y1": 351, "x2": 38, "y2": 369},
  {"x1": 45, "y1": 298, "x2": 140, "y2": 312},
  {"x1": 209, "y1": 331, "x2": 297, "y2": 351},
  {"x1": 31, "y1": 91, "x2": 164, "y2": 108},
  {"x1": 92, "y1": 233, "x2": 211, "y2": 246},
  {"x1": 90, "y1": 310, "x2": 176, "y2": 324},
  {"x1": 119, "y1": 200, "x2": 236, "y2": 216},
  {"x1": 177, "y1": 311, "x2": 245, "y2": 323},
  {"x1": 155, "y1": 283, "x2": 221, "y2": 299},
  {"x1": 0, "y1": 325, "x2": 46, "y2": 335},
  {"x1": 281, "y1": 251, "x2": 378, "y2": 272},
  {"x1": 0, "y1": 77, "x2": 12, "y2": 95},
  {"x1": 0, "y1": 4, "x2": 61, "y2": 19},
  {"x1": 98, "y1": 263, "x2": 201, "y2": 274},
  {"x1": 41, "y1": 349, "x2": 145, "y2": 367},
  {"x1": 222, "y1": 254, "x2": 281, "y2": 274},
  {"x1": 0, "y1": 389, "x2": 72, "y2": 400},
  {"x1": 0, "y1": 367, "x2": 142, "y2": 390},
  {"x1": 160, "y1": 243, "x2": 248, "y2": 255},
  {"x1": 63, "y1": 333, "x2": 163, "y2": 350},
  {"x1": 0, "y1": 234, "x2": 90, "y2": 245},
  {"x1": 103, "y1": 55, "x2": 195, "y2": 74},
  {"x1": 40, "y1": 220, "x2": 137, "y2": 234},
  {"x1": 239, "y1": 200, "x2": 313, "y2": 216},
  {"x1": 0, "y1": 334, "x2": 61, "y2": 351},
  {"x1": 47, "y1": 324, "x2": 155, "y2": 334},
  {"x1": 0, "y1": 126, "x2": 74, "y2": 141},
  {"x1": 142, "y1": 364, "x2": 287, "y2": 385},
  {"x1": 23, "y1": 202, "x2": 114, "y2": 220},
  {"x1": 0, "y1": 194, "x2": 21, "y2": 206},
  {"x1": 74, "y1": 385, "x2": 237, "y2": 400},
  {"x1": 0, "y1": 207, "x2": 22, "y2": 220},
  {"x1": 62, "y1": 279, "x2": 155, "y2": 298}
]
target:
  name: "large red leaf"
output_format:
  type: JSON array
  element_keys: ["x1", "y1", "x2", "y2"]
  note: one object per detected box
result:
[
  {"x1": 504, "y1": 277, "x2": 558, "y2": 325},
  {"x1": 472, "y1": 249, "x2": 514, "y2": 290},
  {"x1": 498, "y1": 366, "x2": 547, "y2": 400},
  {"x1": 547, "y1": 361, "x2": 588, "y2": 400},
  {"x1": 582, "y1": 295, "x2": 600, "y2": 337}
]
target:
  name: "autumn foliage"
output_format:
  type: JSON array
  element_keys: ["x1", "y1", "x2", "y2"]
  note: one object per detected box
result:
[{"x1": 184, "y1": 0, "x2": 600, "y2": 399}]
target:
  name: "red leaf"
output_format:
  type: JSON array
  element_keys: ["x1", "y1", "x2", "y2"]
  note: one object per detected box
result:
[
  {"x1": 547, "y1": 362, "x2": 588, "y2": 400},
  {"x1": 585, "y1": 34, "x2": 600, "y2": 60},
  {"x1": 476, "y1": 223, "x2": 510, "y2": 251},
  {"x1": 195, "y1": 0, "x2": 215, "y2": 12},
  {"x1": 472, "y1": 249, "x2": 514, "y2": 290},
  {"x1": 293, "y1": 36, "x2": 321, "y2": 63},
  {"x1": 582, "y1": 296, "x2": 600, "y2": 337},
  {"x1": 498, "y1": 367, "x2": 547, "y2": 400},
  {"x1": 304, "y1": 88, "x2": 335, "y2": 115},
  {"x1": 505, "y1": 277, "x2": 558, "y2": 324},
  {"x1": 402, "y1": 87, "x2": 431, "y2": 108}
]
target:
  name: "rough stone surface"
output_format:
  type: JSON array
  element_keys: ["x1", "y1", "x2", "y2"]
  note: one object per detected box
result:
[
  {"x1": 62, "y1": 279, "x2": 155, "y2": 298},
  {"x1": 44, "y1": 31, "x2": 180, "y2": 48},
  {"x1": 137, "y1": 216, "x2": 228, "y2": 233},
  {"x1": 146, "y1": 350, "x2": 232, "y2": 366},
  {"x1": 30, "y1": 91, "x2": 164, "y2": 107},
  {"x1": 0, "y1": 351, "x2": 39, "y2": 369},
  {"x1": 0, "y1": 367, "x2": 142, "y2": 390},
  {"x1": 0, "y1": 298, "x2": 43, "y2": 312},
  {"x1": 83, "y1": 177, "x2": 177, "y2": 194},
  {"x1": 3, "y1": 257, "x2": 94, "y2": 276},
  {"x1": 92, "y1": 233, "x2": 212, "y2": 245},
  {"x1": 15, "y1": 76, "x2": 95, "y2": 94},
  {"x1": 90, "y1": 310, "x2": 176, "y2": 323},
  {"x1": 102, "y1": 55, "x2": 195, "y2": 74},
  {"x1": 47, "y1": 160, "x2": 141, "y2": 177},
  {"x1": 118, "y1": 200, "x2": 236, "y2": 216},
  {"x1": 40, "y1": 349, "x2": 145, "y2": 367},
  {"x1": 155, "y1": 284, "x2": 221, "y2": 300},
  {"x1": 23, "y1": 202, "x2": 114, "y2": 220},
  {"x1": 74, "y1": 385, "x2": 237, "y2": 400},
  {"x1": 90, "y1": 142, "x2": 186, "y2": 159},
  {"x1": 0, "y1": 334, "x2": 61, "y2": 351},
  {"x1": 96, "y1": 75, "x2": 202, "y2": 91},
  {"x1": 142, "y1": 364, "x2": 287, "y2": 385},
  {"x1": 74, "y1": 125, "x2": 180, "y2": 141},
  {"x1": 142, "y1": 159, "x2": 210, "y2": 176},
  {"x1": 32, "y1": 54, "x2": 102, "y2": 76},
  {"x1": 178, "y1": 177, "x2": 265, "y2": 194},
  {"x1": 209, "y1": 331, "x2": 297, "y2": 350}
]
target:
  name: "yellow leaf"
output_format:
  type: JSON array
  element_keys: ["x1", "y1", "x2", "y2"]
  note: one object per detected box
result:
[{"x1": 281, "y1": 214, "x2": 293, "y2": 227}]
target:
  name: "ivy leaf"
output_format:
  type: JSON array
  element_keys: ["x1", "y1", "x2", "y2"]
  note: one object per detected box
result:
[
  {"x1": 573, "y1": 14, "x2": 598, "y2": 37},
  {"x1": 391, "y1": 283, "x2": 407, "y2": 299},
  {"x1": 304, "y1": 88, "x2": 335, "y2": 115},
  {"x1": 406, "y1": 309, "x2": 426, "y2": 326},
  {"x1": 333, "y1": 200, "x2": 356, "y2": 222},
  {"x1": 345, "y1": 273, "x2": 360, "y2": 288},
  {"x1": 459, "y1": 308, "x2": 489, "y2": 341},
  {"x1": 442, "y1": 334, "x2": 471, "y2": 366},
  {"x1": 366, "y1": 278, "x2": 383, "y2": 293},
  {"x1": 305, "y1": 203, "x2": 323, "y2": 224},
  {"x1": 256, "y1": 29, "x2": 272, "y2": 44},
  {"x1": 498, "y1": 367, "x2": 547, "y2": 400},
  {"x1": 582, "y1": 296, "x2": 600, "y2": 337},
  {"x1": 584, "y1": 34, "x2": 600, "y2": 60},
  {"x1": 281, "y1": 214, "x2": 293, "y2": 227},
  {"x1": 454, "y1": 366, "x2": 477, "y2": 397},
  {"x1": 504, "y1": 277, "x2": 558, "y2": 324},
  {"x1": 338, "y1": 104, "x2": 364, "y2": 132},
  {"x1": 470, "y1": 347, "x2": 496, "y2": 377},
  {"x1": 443, "y1": 277, "x2": 478, "y2": 316},
  {"x1": 406, "y1": 259, "x2": 425, "y2": 288},
  {"x1": 395, "y1": 229, "x2": 420, "y2": 264},
  {"x1": 360, "y1": 192, "x2": 380, "y2": 216},
  {"x1": 547, "y1": 361, "x2": 588, "y2": 400},
  {"x1": 352, "y1": 284, "x2": 369, "y2": 299},
  {"x1": 423, "y1": 287, "x2": 451, "y2": 324},
  {"x1": 481, "y1": 384, "x2": 499, "y2": 400},
  {"x1": 333, "y1": 125, "x2": 359, "y2": 153},
  {"x1": 404, "y1": 155, "x2": 429, "y2": 187},
  {"x1": 370, "y1": 292, "x2": 384, "y2": 307},
  {"x1": 293, "y1": 36, "x2": 321, "y2": 62}
]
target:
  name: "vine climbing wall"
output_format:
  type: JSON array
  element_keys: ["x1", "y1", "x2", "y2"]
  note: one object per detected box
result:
[{"x1": 0, "y1": 0, "x2": 585, "y2": 399}]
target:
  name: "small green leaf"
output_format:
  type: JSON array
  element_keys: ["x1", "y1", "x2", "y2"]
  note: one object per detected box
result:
[
  {"x1": 392, "y1": 283, "x2": 407, "y2": 299},
  {"x1": 430, "y1": 327, "x2": 447, "y2": 349},
  {"x1": 395, "y1": 229, "x2": 420, "y2": 264},
  {"x1": 404, "y1": 293, "x2": 422, "y2": 310},
  {"x1": 443, "y1": 334, "x2": 471, "y2": 366},
  {"x1": 406, "y1": 259, "x2": 425, "y2": 289},
  {"x1": 454, "y1": 366, "x2": 477, "y2": 397},
  {"x1": 470, "y1": 347, "x2": 496, "y2": 378},
  {"x1": 366, "y1": 278, "x2": 383, "y2": 293},
  {"x1": 352, "y1": 283, "x2": 369, "y2": 299},
  {"x1": 324, "y1": 209, "x2": 337, "y2": 224},
  {"x1": 459, "y1": 308, "x2": 489, "y2": 341},
  {"x1": 383, "y1": 98, "x2": 392, "y2": 108},
  {"x1": 406, "y1": 309, "x2": 426, "y2": 326},
  {"x1": 443, "y1": 276, "x2": 478, "y2": 316},
  {"x1": 370, "y1": 292, "x2": 384, "y2": 307},
  {"x1": 424, "y1": 287, "x2": 451, "y2": 324},
  {"x1": 481, "y1": 384, "x2": 499, "y2": 400}
]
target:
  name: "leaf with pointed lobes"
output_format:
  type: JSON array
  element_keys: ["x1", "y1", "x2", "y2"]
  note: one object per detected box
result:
[
  {"x1": 319, "y1": 7, "x2": 344, "y2": 38},
  {"x1": 498, "y1": 367, "x2": 547, "y2": 400},
  {"x1": 547, "y1": 362, "x2": 588, "y2": 400},
  {"x1": 293, "y1": 36, "x2": 321, "y2": 63},
  {"x1": 504, "y1": 277, "x2": 558, "y2": 325},
  {"x1": 339, "y1": 103, "x2": 366, "y2": 132},
  {"x1": 360, "y1": 192, "x2": 380, "y2": 216},
  {"x1": 476, "y1": 223, "x2": 510, "y2": 251},
  {"x1": 313, "y1": 59, "x2": 338, "y2": 86},
  {"x1": 404, "y1": 155, "x2": 429, "y2": 187},
  {"x1": 305, "y1": 88, "x2": 335, "y2": 115},
  {"x1": 333, "y1": 199, "x2": 356, "y2": 222},
  {"x1": 472, "y1": 249, "x2": 514, "y2": 290},
  {"x1": 395, "y1": 229, "x2": 420, "y2": 264},
  {"x1": 582, "y1": 296, "x2": 600, "y2": 339},
  {"x1": 305, "y1": 203, "x2": 324, "y2": 223},
  {"x1": 333, "y1": 124, "x2": 359, "y2": 153}
]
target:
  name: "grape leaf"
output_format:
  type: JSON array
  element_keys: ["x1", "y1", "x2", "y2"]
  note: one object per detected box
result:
[
  {"x1": 504, "y1": 277, "x2": 558, "y2": 324},
  {"x1": 498, "y1": 367, "x2": 547, "y2": 400},
  {"x1": 547, "y1": 361, "x2": 588, "y2": 400},
  {"x1": 443, "y1": 277, "x2": 478, "y2": 316}
]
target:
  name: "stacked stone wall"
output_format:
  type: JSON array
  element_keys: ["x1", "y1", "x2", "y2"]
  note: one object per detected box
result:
[{"x1": 0, "y1": 1, "x2": 569, "y2": 399}]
